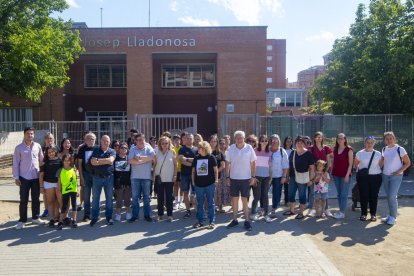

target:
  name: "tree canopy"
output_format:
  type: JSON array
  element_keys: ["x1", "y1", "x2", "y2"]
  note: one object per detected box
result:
[
  {"x1": 0, "y1": 0, "x2": 83, "y2": 103},
  {"x1": 311, "y1": 0, "x2": 414, "y2": 115}
]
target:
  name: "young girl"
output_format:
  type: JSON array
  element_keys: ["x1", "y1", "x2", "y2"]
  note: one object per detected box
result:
[
  {"x1": 57, "y1": 154, "x2": 78, "y2": 230},
  {"x1": 313, "y1": 160, "x2": 331, "y2": 218}
]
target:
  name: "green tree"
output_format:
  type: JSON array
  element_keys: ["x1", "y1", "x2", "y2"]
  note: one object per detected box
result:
[
  {"x1": 312, "y1": 0, "x2": 414, "y2": 115},
  {"x1": 0, "y1": 0, "x2": 83, "y2": 103}
]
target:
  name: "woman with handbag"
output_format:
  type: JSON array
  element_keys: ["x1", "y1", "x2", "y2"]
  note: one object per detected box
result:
[
  {"x1": 283, "y1": 136, "x2": 315, "y2": 220},
  {"x1": 354, "y1": 136, "x2": 382, "y2": 221},
  {"x1": 154, "y1": 136, "x2": 177, "y2": 222}
]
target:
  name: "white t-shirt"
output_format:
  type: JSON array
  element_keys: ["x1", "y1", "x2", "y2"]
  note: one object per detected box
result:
[
  {"x1": 270, "y1": 148, "x2": 289, "y2": 178},
  {"x1": 227, "y1": 143, "x2": 257, "y2": 180},
  {"x1": 382, "y1": 145, "x2": 407, "y2": 176},
  {"x1": 355, "y1": 149, "x2": 382, "y2": 175}
]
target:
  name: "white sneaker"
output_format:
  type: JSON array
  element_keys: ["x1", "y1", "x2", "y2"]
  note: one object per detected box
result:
[
  {"x1": 114, "y1": 214, "x2": 121, "y2": 222},
  {"x1": 325, "y1": 210, "x2": 333, "y2": 217},
  {"x1": 126, "y1": 213, "x2": 132, "y2": 220},
  {"x1": 178, "y1": 203, "x2": 184, "y2": 209},
  {"x1": 264, "y1": 215, "x2": 272, "y2": 223},
  {"x1": 381, "y1": 216, "x2": 390, "y2": 223},
  {"x1": 15, "y1": 222, "x2": 24, "y2": 230},
  {"x1": 333, "y1": 212, "x2": 345, "y2": 219},
  {"x1": 173, "y1": 203, "x2": 179, "y2": 210},
  {"x1": 32, "y1": 218, "x2": 45, "y2": 225},
  {"x1": 307, "y1": 209, "x2": 316, "y2": 217},
  {"x1": 253, "y1": 214, "x2": 260, "y2": 221},
  {"x1": 386, "y1": 216, "x2": 396, "y2": 225}
]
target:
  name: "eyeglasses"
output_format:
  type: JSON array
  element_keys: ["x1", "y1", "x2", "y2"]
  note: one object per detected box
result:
[
  {"x1": 120, "y1": 147, "x2": 128, "y2": 150},
  {"x1": 219, "y1": 142, "x2": 225, "y2": 145},
  {"x1": 161, "y1": 142, "x2": 169, "y2": 145}
]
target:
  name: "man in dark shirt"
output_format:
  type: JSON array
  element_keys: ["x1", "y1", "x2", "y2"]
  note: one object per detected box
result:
[{"x1": 89, "y1": 135, "x2": 116, "y2": 226}]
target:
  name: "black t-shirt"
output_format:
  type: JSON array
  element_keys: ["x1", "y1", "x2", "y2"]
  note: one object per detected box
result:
[
  {"x1": 192, "y1": 154, "x2": 217, "y2": 187},
  {"x1": 40, "y1": 158, "x2": 62, "y2": 183},
  {"x1": 212, "y1": 150, "x2": 225, "y2": 178},
  {"x1": 77, "y1": 144, "x2": 96, "y2": 171},
  {"x1": 114, "y1": 155, "x2": 131, "y2": 188},
  {"x1": 91, "y1": 147, "x2": 116, "y2": 177},
  {"x1": 289, "y1": 150, "x2": 315, "y2": 177},
  {"x1": 179, "y1": 146, "x2": 198, "y2": 176}
]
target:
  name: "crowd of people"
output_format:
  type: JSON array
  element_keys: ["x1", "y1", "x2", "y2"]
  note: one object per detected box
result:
[{"x1": 12, "y1": 127, "x2": 411, "y2": 231}]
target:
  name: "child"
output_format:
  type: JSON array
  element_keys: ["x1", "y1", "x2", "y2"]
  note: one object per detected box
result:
[
  {"x1": 313, "y1": 160, "x2": 331, "y2": 218},
  {"x1": 57, "y1": 154, "x2": 78, "y2": 230}
]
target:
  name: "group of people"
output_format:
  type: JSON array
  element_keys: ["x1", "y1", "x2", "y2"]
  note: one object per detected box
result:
[{"x1": 12, "y1": 126, "x2": 410, "y2": 231}]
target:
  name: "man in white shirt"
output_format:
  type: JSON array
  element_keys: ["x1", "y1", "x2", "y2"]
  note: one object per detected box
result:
[{"x1": 225, "y1": 130, "x2": 257, "y2": 231}]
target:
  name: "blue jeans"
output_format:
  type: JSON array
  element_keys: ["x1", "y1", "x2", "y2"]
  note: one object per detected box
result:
[
  {"x1": 308, "y1": 185, "x2": 315, "y2": 209},
  {"x1": 195, "y1": 184, "x2": 216, "y2": 224},
  {"x1": 333, "y1": 176, "x2": 350, "y2": 214},
  {"x1": 271, "y1": 177, "x2": 283, "y2": 209},
  {"x1": 382, "y1": 174, "x2": 403, "y2": 218},
  {"x1": 92, "y1": 175, "x2": 114, "y2": 220},
  {"x1": 131, "y1": 179, "x2": 151, "y2": 219},
  {"x1": 82, "y1": 171, "x2": 93, "y2": 217},
  {"x1": 288, "y1": 177, "x2": 307, "y2": 205}
]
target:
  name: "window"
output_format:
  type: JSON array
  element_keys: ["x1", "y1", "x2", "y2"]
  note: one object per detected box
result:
[
  {"x1": 85, "y1": 64, "x2": 127, "y2": 88},
  {"x1": 267, "y1": 45, "x2": 273, "y2": 51},
  {"x1": 266, "y1": 78, "x2": 273, "y2": 83},
  {"x1": 267, "y1": 90, "x2": 304, "y2": 108},
  {"x1": 162, "y1": 64, "x2": 215, "y2": 88},
  {"x1": 267, "y1": 67, "x2": 273, "y2": 73},
  {"x1": 0, "y1": 108, "x2": 33, "y2": 132},
  {"x1": 267, "y1": 56, "x2": 273, "y2": 61}
]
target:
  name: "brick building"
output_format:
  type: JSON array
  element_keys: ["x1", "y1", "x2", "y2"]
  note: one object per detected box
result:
[{"x1": 0, "y1": 25, "x2": 286, "y2": 136}]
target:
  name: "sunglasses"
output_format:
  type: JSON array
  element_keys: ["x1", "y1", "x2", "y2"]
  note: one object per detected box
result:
[
  {"x1": 120, "y1": 147, "x2": 128, "y2": 149},
  {"x1": 260, "y1": 140, "x2": 268, "y2": 143}
]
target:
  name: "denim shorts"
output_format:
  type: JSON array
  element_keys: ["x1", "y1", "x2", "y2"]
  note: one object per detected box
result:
[
  {"x1": 180, "y1": 175, "x2": 192, "y2": 192},
  {"x1": 314, "y1": 192, "x2": 328, "y2": 199}
]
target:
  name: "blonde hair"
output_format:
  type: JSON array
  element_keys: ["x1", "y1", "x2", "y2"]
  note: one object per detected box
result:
[
  {"x1": 198, "y1": 141, "x2": 212, "y2": 155},
  {"x1": 384, "y1": 131, "x2": 396, "y2": 140},
  {"x1": 316, "y1": 160, "x2": 328, "y2": 172},
  {"x1": 157, "y1": 136, "x2": 172, "y2": 150}
]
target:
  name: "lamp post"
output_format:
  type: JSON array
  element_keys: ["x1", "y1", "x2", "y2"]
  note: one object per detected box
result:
[{"x1": 273, "y1": 97, "x2": 281, "y2": 111}]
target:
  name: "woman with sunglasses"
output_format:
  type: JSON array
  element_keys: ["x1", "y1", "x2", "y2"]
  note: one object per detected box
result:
[
  {"x1": 332, "y1": 133, "x2": 354, "y2": 219},
  {"x1": 113, "y1": 142, "x2": 132, "y2": 221},
  {"x1": 111, "y1": 140, "x2": 121, "y2": 154}
]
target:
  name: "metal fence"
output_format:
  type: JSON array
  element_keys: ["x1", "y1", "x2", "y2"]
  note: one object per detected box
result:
[{"x1": 135, "y1": 114, "x2": 197, "y2": 138}]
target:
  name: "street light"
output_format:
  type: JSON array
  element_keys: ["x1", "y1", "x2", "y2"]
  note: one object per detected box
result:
[{"x1": 274, "y1": 97, "x2": 281, "y2": 110}]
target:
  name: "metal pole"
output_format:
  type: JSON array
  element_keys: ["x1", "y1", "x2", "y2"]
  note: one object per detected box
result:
[
  {"x1": 148, "y1": 0, "x2": 151, "y2": 28},
  {"x1": 100, "y1": 8, "x2": 103, "y2": 28}
]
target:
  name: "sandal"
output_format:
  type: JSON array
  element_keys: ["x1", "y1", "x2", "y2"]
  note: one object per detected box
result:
[
  {"x1": 207, "y1": 223, "x2": 215, "y2": 230},
  {"x1": 370, "y1": 216, "x2": 377, "y2": 222},
  {"x1": 193, "y1": 222, "x2": 204, "y2": 229},
  {"x1": 283, "y1": 211, "x2": 295, "y2": 216},
  {"x1": 360, "y1": 215, "x2": 367, "y2": 221},
  {"x1": 295, "y1": 214, "x2": 304, "y2": 220},
  {"x1": 321, "y1": 212, "x2": 326, "y2": 219}
]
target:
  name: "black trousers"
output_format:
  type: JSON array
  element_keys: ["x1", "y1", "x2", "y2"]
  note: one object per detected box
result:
[
  {"x1": 357, "y1": 174, "x2": 382, "y2": 216},
  {"x1": 19, "y1": 177, "x2": 40, "y2": 222},
  {"x1": 157, "y1": 181, "x2": 174, "y2": 216}
]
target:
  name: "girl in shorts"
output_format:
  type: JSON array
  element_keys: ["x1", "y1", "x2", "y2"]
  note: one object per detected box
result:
[
  {"x1": 57, "y1": 154, "x2": 78, "y2": 230},
  {"x1": 313, "y1": 160, "x2": 331, "y2": 218}
]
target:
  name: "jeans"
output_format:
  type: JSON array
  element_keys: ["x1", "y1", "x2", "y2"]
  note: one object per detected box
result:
[
  {"x1": 271, "y1": 177, "x2": 283, "y2": 209},
  {"x1": 19, "y1": 177, "x2": 40, "y2": 222},
  {"x1": 357, "y1": 174, "x2": 382, "y2": 216},
  {"x1": 131, "y1": 178, "x2": 151, "y2": 219},
  {"x1": 251, "y1": 176, "x2": 270, "y2": 214},
  {"x1": 195, "y1": 184, "x2": 216, "y2": 224},
  {"x1": 307, "y1": 185, "x2": 315, "y2": 209},
  {"x1": 92, "y1": 175, "x2": 114, "y2": 221},
  {"x1": 333, "y1": 176, "x2": 351, "y2": 214},
  {"x1": 288, "y1": 177, "x2": 307, "y2": 205},
  {"x1": 157, "y1": 182, "x2": 174, "y2": 217},
  {"x1": 82, "y1": 171, "x2": 93, "y2": 217},
  {"x1": 382, "y1": 174, "x2": 403, "y2": 218}
]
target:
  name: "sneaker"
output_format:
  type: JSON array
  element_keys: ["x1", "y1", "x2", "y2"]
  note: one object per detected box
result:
[
  {"x1": 63, "y1": 217, "x2": 72, "y2": 226},
  {"x1": 178, "y1": 203, "x2": 184, "y2": 209},
  {"x1": 15, "y1": 222, "x2": 24, "y2": 230},
  {"x1": 57, "y1": 222, "x2": 63, "y2": 230},
  {"x1": 71, "y1": 221, "x2": 78, "y2": 228},
  {"x1": 114, "y1": 214, "x2": 121, "y2": 222},
  {"x1": 386, "y1": 216, "x2": 396, "y2": 225},
  {"x1": 41, "y1": 209, "x2": 48, "y2": 218},
  {"x1": 90, "y1": 219, "x2": 98, "y2": 226},
  {"x1": 333, "y1": 212, "x2": 345, "y2": 219},
  {"x1": 128, "y1": 217, "x2": 137, "y2": 223},
  {"x1": 173, "y1": 203, "x2": 179, "y2": 210},
  {"x1": 76, "y1": 206, "x2": 83, "y2": 212},
  {"x1": 48, "y1": 219, "x2": 55, "y2": 228},
  {"x1": 107, "y1": 219, "x2": 114, "y2": 225},
  {"x1": 381, "y1": 216, "x2": 390, "y2": 223},
  {"x1": 144, "y1": 216, "x2": 153, "y2": 222},
  {"x1": 32, "y1": 218, "x2": 46, "y2": 225},
  {"x1": 226, "y1": 219, "x2": 239, "y2": 229},
  {"x1": 269, "y1": 211, "x2": 277, "y2": 218},
  {"x1": 183, "y1": 210, "x2": 191, "y2": 219},
  {"x1": 126, "y1": 213, "x2": 132, "y2": 220},
  {"x1": 264, "y1": 215, "x2": 272, "y2": 223},
  {"x1": 307, "y1": 209, "x2": 316, "y2": 217},
  {"x1": 167, "y1": 216, "x2": 173, "y2": 222},
  {"x1": 244, "y1": 221, "x2": 252, "y2": 231},
  {"x1": 325, "y1": 210, "x2": 333, "y2": 217}
]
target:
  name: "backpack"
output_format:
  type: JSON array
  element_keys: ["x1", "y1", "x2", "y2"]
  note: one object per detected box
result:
[{"x1": 382, "y1": 146, "x2": 409, "y2": 176}]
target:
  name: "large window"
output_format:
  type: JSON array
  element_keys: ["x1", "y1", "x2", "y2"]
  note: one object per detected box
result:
[
  {"x1": 267, "y1": 90, "x2": 304, "y2": 108},
  {"x1": 85, "y1": 64, "x2": 127, "y2": 88},
  {"x1": 0, "y1": 108, "x2": 33, "y2": 132},
  {"x1": 162, "y1": 64, "x2": 215, "y2": 88}
]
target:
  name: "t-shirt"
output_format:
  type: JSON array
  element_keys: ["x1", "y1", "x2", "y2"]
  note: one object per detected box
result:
[
  {"x1": 40, "y1": 158, "x2": 62, "y2": 183},
  {"x1": 355, "y1": 150, "x2": 382, "y2": 175},
  {"x1": 382, "y1": 145, "x2": 407, "y2": 176},
  {"x1": 114, "y1": 155, "x2": 131, "y2": 188},
  {"x1": 91, "y1": 147, "x2": 116, "y2": 177},
  {"x1": 58, "y1": 167, "x2": 77, "y2": 195},
  {"x1": 307, "y1": 145, "x2": 332, "y2": 162},
  {"x1": 227, "y1": 143, "x2": 257, "y2": 180},
  {"x1": 192, "y1": 154, "x2": 217, "y2": 187},
  {"x1": 178, "y1": 146, "x2": 198, "y2": 176},
  {"x1": 128, "y1": 145, "x2": 155, "y2": 180},
  {"x1": 77, "y1": 144, "x2": 96, "y2": 171},
  {"x1": 270, "y1": 148, "x2": 289, "y2": 178},
  {"x1": 289, "y1": 150, "x2": 315, "y2": 177},
  {"x1": 212, "y1": 150, "x2": 225, "y2": 178},
  {"x1": 173, "y1": 145, "x2": 182, "y2": 172},
  {"x1": 314, "y1": 173, "x2": 330, "y2": 193},
  {"x1": 255, "y1": 150, "x2": 271, "y2": 177}
]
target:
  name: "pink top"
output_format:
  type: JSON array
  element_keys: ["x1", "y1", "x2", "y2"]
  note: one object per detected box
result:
[
  {"x1": 13, "y1": 141, "x2": 44, "y2": 180},
  {"x1": 332, "y1": 146, "x2": 352, "y2": 177}
]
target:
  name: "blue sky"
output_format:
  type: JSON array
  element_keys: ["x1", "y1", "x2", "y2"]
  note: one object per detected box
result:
[{"x1": 61, "y1": 0, "x2": 371, "y2": 82}]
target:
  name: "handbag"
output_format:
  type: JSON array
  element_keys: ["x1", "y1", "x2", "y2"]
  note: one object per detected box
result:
[
  {"x1": 293, "y1": 151, "x2": 310, "y2": 184},
  {"x1": 356, "y1": 151, "x2": 375, "y2": 178},
  {"x1": 155, "y1": 150, "x2": 169, "y2": 187}
]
